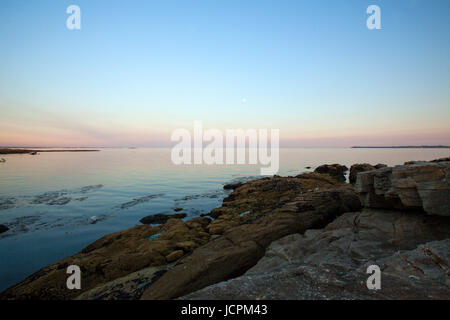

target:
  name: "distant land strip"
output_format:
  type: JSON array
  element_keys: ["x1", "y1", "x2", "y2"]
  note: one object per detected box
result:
[
  {"x1": 0, "y1": 148, "x2": 100, "y2": 154},
  {"x1": 351, "y1": 146, "x2": 449, "y2": 149}
]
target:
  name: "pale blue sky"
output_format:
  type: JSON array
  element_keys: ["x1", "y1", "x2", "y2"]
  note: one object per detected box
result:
[{"x1": 0, "y1": 0, "x2": 449, "y2": 147}]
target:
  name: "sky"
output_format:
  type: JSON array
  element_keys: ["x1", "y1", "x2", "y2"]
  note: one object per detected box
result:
[{"x1": 0, "y1": 0, "x2": 449, "y2": 147}]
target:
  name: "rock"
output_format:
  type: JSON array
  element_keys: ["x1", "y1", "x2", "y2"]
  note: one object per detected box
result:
[
  {"x1": 89, "y1": 216, "x2": 98, "y2": 224},
  {"x1": 182, "y1": 209, "x2": 450, "y2": 300},
  {"x1": 166, "y1": 250, "x2": 184, "y2": 263},
  {"x1": 0, "y1": 224, "x2": 9, "y2": 234},
  {"x1": 431, "y1": 157, "x2": 450, "y2": 163},
  {"x1": 140, "y1": 213, "x2": 187, "y2": 225},
  {"x1": 209, "y1": 173, "x2": 339, "y2": 219},
  {"x1": 314, "y1": 164, "x2": 348, "y2": 182},
  {"x1": 173, "y1": 208, "x2": 183, "y2": 212},
  {"x1": 374, "y1": 163, "x2": 387, "y2": 169},
  {"x1": 355, "y1": 161, "x2": 450, "y2": 216},
  {"x1": 140, "y1": 185, "x2": 361, "y2": 300},
  {"x1": 349, "y1": 164, "x2": 376, "y2": 184},
  {"x1": 74, "y1": 264, "x2": 172, "y2": 300},
  {"x1": 223, "y1": 182, "x2": 243, "y2": 190}
]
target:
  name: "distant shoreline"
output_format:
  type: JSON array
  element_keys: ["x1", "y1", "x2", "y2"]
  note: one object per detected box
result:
[
  {"x1": 351, "y1": 146, "x2": 449, "y2": 149},
  {"x1": 0, "y1": 148, "x2": 100, "y2": 154}
]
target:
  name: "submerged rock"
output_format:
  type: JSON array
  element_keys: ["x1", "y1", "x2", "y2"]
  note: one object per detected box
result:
[
  {"x1": 0, "y1": 224, "x2": 9, "y2": 234},
  {"x1": 140, "y1": 213, "x2": 187, "y2": 225}
]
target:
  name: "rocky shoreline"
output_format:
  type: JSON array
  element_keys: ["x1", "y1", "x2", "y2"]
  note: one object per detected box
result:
[{"x1": 0, "y1": 158, "x2": 448, "y2": 300}]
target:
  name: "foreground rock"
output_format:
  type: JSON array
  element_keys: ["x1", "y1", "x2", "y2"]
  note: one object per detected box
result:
[
  {"x1": 141, "y1": 185, "x2": 361, "y2": 299},
  {"x1": 314, "y1": 164, "x2": 348, "y2": 182},
  {"x1": 183, "y1": 209, "x2": 450, "y2": 300},
  {"x1": 140, "y1": 213, "x2": 187, "y2": 225},
  {"x1": 356, "y1": 161, "x2": 450, "y2": 216}
]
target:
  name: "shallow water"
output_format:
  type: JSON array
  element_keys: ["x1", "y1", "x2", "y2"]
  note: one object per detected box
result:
[{"x1": 0, "y1": 147, "x2": 448, "y2": 291}]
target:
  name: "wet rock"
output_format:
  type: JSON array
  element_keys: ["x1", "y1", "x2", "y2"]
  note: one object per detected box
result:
[
  {"x1": 0, "y1": 224, "x2": 9, "y2": 234},
  {"x1": 116, "y1": 194, "x2": 165, "y2": 210},
  {"x1": 356, "y1": 161, "x2": 450, "y2": 216},
  {"x1": 0, "y1": 198, "x2": 16, "y2": 210},
  {"x1": 173, "y1": 208, "x2": 183, "y2": 212},
  {"x1": 314, "y1": 164, "x2": 348, "y2": 182},
  {"x1": 80, "y1": 185, "x2": 103, "y2": 193},
  {"x1": 48, "y1": 197, "x2": 71, "y2": 206},
  {"x1": 183, "y1": 209, "x2": 450, "y2": 300},
  {"x1": 140, "y1": 213, "x2": 187, "y2": 225}
]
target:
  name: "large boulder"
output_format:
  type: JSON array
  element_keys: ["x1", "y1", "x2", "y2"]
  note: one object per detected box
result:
[
  {"x1": 314, "y1": 164, "x2": 348, "y2": 182},
  {"x1": 183, "y1": 209, "x2": 450, "y2": 300},
  {"x1": 355, "y1": 161, "x2": 450, "y2": 216}
]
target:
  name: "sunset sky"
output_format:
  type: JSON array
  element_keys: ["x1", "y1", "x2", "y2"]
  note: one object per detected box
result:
[{"x1": 1, "y1": 0, "x2": 449, "y2": 147}]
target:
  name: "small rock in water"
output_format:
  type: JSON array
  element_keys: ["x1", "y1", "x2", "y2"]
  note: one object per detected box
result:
[
  {"x1": 174, "y1": 208, "x2": 183, "y2": 212},
  {"x1": 89, "y1": 216, "x2": 99, "y2": 224},
  {"x1": 140, "y1": 213, "x2": 187, "y2": 225},
  {"x1": 223, "y1": 182, "x2": 243, "y2": 190},
  {"x1": 0, "y1": 224, "x2": 9, "y2": 234}
]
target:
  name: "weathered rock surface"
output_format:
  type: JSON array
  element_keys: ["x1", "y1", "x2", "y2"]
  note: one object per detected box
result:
[
  {"x1": 209, "y1": 173, "x2": 339, "y2": 219},
  {"x1": 141, "y1": 185, "x2": 361, "y2": 300},
  {"x1": 355, "y1": 161, "x2": 450, "y2": 216},
  {"x1": 314, "y1": 164, "x2": 348, "y2": 182},
  {"x1": 183, "y1": 209, "x2": 450, "y2": 300},
  {"x1": 140, "y1": 213, "x2": 187, "y2": 225},
  {"x1": 349, "y1": 164, "x2": 376, "y2": 184},
  {"x1": 0, "y1": 224, "x2": 9, "y2": 234}
]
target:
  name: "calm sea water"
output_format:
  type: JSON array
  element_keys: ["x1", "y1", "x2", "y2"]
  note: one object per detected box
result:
[{"x1": 0, "y1": 147, "x2": 448, "y2": 291}]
